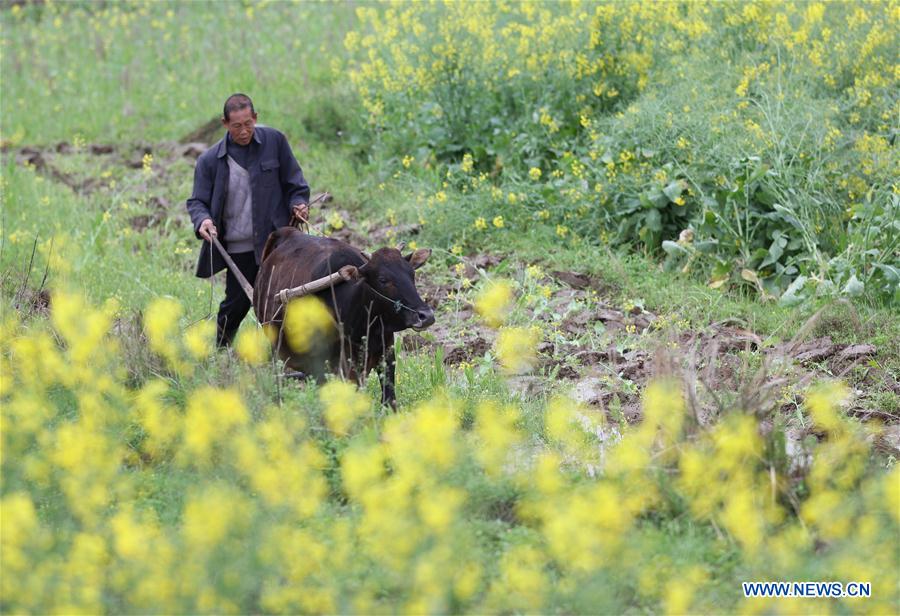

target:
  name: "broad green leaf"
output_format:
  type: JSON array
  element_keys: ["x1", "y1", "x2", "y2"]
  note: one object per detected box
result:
[
  {"x1": 842, "y1": 274, "x2": 864, "y2": 296},
  {"x1": 771, "y1": 204, "x2": 803, "y2": 230},
  {"x1": 694, "y1": 240, "x2": 719, "y2": 253},
  {"x1": 760, "y1": 235, "x2": 787, "y2": 268},
  {"x1": 872, "y1": 263, "x2": 899, "y2": 282},
  {"x1": 663, "y1": 180, "x2": 684, "y2": 201},
  {"x1": 779, "y1": 275, "x2": 808, "y2": 307},
  {"x1": 645, "y1": 208, "x2": 662, "y2": 232},
  {"x1": 662, "y1": 240, "x2": 689, "y2": 256},
  {"x1": 756, "y1": 186, "x2": 778, "y2": 206},
  {"x1": 712, "y1": 260, "x2": 731, "y2": 278}
]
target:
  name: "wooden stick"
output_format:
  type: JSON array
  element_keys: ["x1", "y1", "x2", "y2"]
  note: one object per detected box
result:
[
  {"x1": 276, "y1": 265, "x2": 357, "y2": 304},
  {"x1": 210, "y1": 235, "x2": 254, "y2": 301}
]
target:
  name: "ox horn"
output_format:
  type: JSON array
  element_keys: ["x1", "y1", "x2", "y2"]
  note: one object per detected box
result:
[
  {"x1": 396, "y1": 241, "x2": 407, "y2": 252},
  {"x1": 359, "y1": 250, "x2": 371, "y2": 261}
]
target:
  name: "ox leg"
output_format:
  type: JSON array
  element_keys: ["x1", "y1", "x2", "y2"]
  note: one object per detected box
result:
[
  {"x1": 381, "y1": 345, "x2": 397, "y2": 409},
  {"x1": 370, "y1": 333, "x2": 396, "y2": 409}
]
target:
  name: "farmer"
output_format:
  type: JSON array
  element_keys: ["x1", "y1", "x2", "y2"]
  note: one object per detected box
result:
[{"x1": 186, "y1": 93, "x2": 310, "y2": 347}]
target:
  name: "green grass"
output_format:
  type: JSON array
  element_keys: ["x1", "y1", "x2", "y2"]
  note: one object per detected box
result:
[
  {"x1": 2, "y1": 2, "x2": 357, "y2": 145},
  {"x1": 2, "y1": 2, "x2": 898, "y2": 614}
]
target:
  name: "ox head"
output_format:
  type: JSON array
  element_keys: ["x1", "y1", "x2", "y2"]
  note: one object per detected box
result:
[{"x1": 358, "y1": 247, "x2": 435, "y2": 331}]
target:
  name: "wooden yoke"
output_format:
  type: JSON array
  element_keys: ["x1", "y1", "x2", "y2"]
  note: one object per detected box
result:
[{"x1": 276, "y1": 265, "x2": 359, "y2": 304}]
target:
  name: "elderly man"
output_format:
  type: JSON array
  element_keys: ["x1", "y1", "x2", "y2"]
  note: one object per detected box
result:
[{"x1": 186, "y1": 93, "x2": 310, "y2": 347}]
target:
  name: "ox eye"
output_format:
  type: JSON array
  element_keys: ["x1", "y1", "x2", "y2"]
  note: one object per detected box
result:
[{"x1": 378, "y1": 275, "x2": 389, "y2": 285}]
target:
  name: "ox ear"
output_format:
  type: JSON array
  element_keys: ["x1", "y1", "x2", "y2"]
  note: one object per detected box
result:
[{"x1": 405, "y1": 248, "x2": 432, "y2": 270}]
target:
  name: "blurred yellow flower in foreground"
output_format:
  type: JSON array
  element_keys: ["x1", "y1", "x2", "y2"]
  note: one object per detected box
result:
[
  {"x1": 143, "y1": 296, "x2": 189, "y2": 372},
  {"x1": 475, "y1": 280, "x2": 513, "y2": 327},
  {"x1": 234, "y1": 327, "x2": 271, "y2": 365},
  {"x1": 182, "y1": 387, "x2": 249, "y2": 466},
  {"x1": 183, "y1": 320, "x2": 215, "y2": 360},
  {"x1": 320, "y1": 380, "x2": 370, "y2": 436},
  {"x1": 284, "y1": 296, "x2": 335, "y2": 353},
  {"x1": 495, "y1": 326, "x2": 540, "y2": 374}
]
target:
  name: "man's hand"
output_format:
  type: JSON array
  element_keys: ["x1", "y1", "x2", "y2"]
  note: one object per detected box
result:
[
  {"x1": 292, "y1": 203, "x2": 309, "y2": 222},
  {"x1": 198, "y1": 218, "x2": 218, "y2": 242}
]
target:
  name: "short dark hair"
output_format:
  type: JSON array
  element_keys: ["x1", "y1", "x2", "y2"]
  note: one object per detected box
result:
[{"x1": 223, "y1": 93, "x2": 255, "y2": 121}]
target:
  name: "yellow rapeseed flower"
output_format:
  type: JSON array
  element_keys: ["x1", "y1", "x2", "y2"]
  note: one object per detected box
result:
[
  {"x1": 327, "y1": 211, "x2": 345, "y2": 230},
  {"x1": 182, "y1": 485, "x2": 248, "y2": 551},
  {"x1": 418, "y1": 487, "x2": 464, "y2": 533},
  {"x1": 341, "y1": 443, "x2": 386, "y2": 500},
  {"x1": 320, "y1": 380, "x2": 370, "y2": 436},
  {"x1": 460, "y1": 153, "x2": 474, "y2": 173},
  {"x1": 182, "y1": 320, "x2": 215, "y2": 360},
  {"x1": 182, "y1": 387, "x2": 249, "y2": 465},
  {"x1": 495, "y1": 326, "x2": 540, "y2": 374},
  {"x1": 234, "y1": 327, "x2": 271, "y2": 365},
  {"x1": 806, "y1": 381, "x2": 849, "y2": 434},
  {"x1": 475, "y1": 280, "x2": 514, "y2": 327},
  {"x1": 283, "y1": 296, "x2": 335, "y2": 353},
  {"x1": 474, "y1": 401, "x2": 522, "y2": 475},
  {"x1": 143, "y1": 296, "x2": 186, "y2": 371}
]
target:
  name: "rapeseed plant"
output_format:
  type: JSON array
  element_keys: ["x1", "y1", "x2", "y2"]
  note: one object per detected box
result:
[
  {"x1": 2, "y1": 291, "x2": 898, "y2": 613},
  {"x1": 234, "y1": 326, "x2": 271, "y2": 365},
  {"x1": 319, "y1": 380, "x2": 369, "y2": 436},
  {"x1": 495, "y1": 326, "x2": 540, "y2": 375},
  {"x1": 474, "y1": 280, "x2": 514, "y2": 328},
  {"x1": 283, "y1": 295, "x2": 335, "y2": 353},
  {"x1": 345, "y1": 0, "x2": 897, "y2": 301}
]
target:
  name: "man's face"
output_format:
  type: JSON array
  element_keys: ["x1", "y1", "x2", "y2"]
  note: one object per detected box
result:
[{"x1": 223, "y1": 106, "x2": 257, "y2": 146}]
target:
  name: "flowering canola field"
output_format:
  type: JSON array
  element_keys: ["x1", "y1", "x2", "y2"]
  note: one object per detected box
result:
[
  {"x1": 2, "y1": 289, "x2": 898, "y2": 614},
  {"x1": 346, "y1": 0, "x2": 898, "y2": 303}
]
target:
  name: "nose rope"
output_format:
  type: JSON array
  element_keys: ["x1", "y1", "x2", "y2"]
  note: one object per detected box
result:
[{"x1": 363, "y1": 282, "x2": 421, "y2": 315}]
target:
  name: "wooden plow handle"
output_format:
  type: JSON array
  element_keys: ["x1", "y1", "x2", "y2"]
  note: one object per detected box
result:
[
  {"x1": 276, "y1": 265, "x2": 358, "y2": 304},
  {"x1": 211, "y1": 235, "x2": 254, "y2": 301}
]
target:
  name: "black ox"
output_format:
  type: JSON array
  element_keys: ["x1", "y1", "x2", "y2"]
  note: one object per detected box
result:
[{"x1": 253, "y1": 227, "x2": 435, "y2": 407}]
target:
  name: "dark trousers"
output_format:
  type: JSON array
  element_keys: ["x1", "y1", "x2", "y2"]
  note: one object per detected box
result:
[{"x1": 216, "y1": 251, "x2": 259, "y2": 347}]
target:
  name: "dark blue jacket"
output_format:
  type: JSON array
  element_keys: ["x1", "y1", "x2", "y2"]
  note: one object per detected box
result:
[{"x1": 186, "y1": 125, "x2": 310, "y2": 278}]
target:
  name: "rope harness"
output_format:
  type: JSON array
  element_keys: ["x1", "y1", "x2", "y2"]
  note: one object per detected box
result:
[{"x1": 361, "y1": 282, "x2": 419, "y2": 315}]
